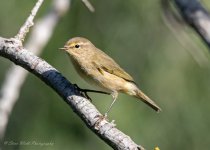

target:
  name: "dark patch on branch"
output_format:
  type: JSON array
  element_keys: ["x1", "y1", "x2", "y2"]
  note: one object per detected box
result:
[{"x1": 174, "y1": 0, "x2": 210, "y2": 48}]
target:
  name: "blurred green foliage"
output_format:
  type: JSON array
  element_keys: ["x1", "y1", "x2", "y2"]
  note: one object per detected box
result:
[{"x1": 1, "y1": 0, "x2": 210, "y2": 150}]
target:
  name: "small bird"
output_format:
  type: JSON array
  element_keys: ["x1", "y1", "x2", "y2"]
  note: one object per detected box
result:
[{"x1": 61, "y1": 37, "x2": 161, "y2": 115}]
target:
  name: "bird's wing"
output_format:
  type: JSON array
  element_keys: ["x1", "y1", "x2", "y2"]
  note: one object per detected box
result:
[{"x1": 92, "y1": 50, "x2": 135, "y2": 83}]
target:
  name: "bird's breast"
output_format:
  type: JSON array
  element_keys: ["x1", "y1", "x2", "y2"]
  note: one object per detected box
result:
[{"x1": 69, "y1": 56, "x2": 111, "y2": 92}]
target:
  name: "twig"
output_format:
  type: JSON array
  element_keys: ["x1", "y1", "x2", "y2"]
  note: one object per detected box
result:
[
  {"x1": 15, "y1": 0, "x2": 44, "y2": 41},
  {"x1": 0, "y1": 0, "x2": 70, "y2": 140},
  {"x1": 81, "y1": 0, "x2": 95, "y2": 12},
  {"x1": 0, "y1": 37, "x2": 145, "y2": 150}
]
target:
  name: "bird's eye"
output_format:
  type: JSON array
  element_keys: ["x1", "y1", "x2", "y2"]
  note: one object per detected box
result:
[{"x1": 75, "y1": 44, "x2": 80, "y2": 48}]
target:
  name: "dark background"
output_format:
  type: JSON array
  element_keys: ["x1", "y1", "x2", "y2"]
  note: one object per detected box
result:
[{"x1": 1, "y1": 0, "x2": 210, "y2": 149}]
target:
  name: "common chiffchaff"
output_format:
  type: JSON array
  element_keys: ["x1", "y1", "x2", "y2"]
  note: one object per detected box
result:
[{"x1": 61, "y1": 37, "x2": 161, "y2": 114}]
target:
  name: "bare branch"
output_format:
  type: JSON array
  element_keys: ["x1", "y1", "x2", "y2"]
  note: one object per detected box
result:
[
  {"x1": 173, "y1": 0, "x2": 210, "y2": 50},
  {"x1": 81, "y1": 0, "x2": 95, "y2": 12},
  {"x1": 0, "y1": 37, "x2": 144, "y2": 150},
  {"x1": 0, "y1": 0, "x2": 70, "y2": 140},
  {"x1": 15, "y1": 0, "x2": 44, "y2": 41},
  {"x1": 161, "y1": 0, "x2": 210, "y2": 67},
  {"x1": 0, "y1": 65, "x2": 27, "y2": 140}
]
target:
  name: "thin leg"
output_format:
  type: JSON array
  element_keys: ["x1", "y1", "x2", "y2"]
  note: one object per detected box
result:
[
  {"x1": 104, "y1": 91, "x2": 118, "y2": 117},
  {"x1": 73, "y1": 84, "x2": 110, "y2": 101},
  {"x1": 81, "y1": 89, "x2": 110, "y2": 95}
]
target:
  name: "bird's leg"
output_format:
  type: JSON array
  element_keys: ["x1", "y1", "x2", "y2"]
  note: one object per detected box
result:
[
  {"x1": 73, "y1": 84, "x2": 92, "y2": 100},
  {"x1": 73, "y1": 84, "x2": 110, "y2": 101},
  {"x1": 81, "y1": 89, "x2": 110, "y2": 95},
  {"x1": 104, "y1": 91, "x2": 118, "y2": 117}
]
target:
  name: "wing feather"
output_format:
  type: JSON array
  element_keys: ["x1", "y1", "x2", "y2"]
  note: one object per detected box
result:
[{"x1": 92, "y1": 49, "x2": 135, "y2": 83}]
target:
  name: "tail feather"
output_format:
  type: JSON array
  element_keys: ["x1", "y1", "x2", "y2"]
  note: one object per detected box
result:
[{"x1": 135, "y1": 90, "x2": 161, "y2": 112}]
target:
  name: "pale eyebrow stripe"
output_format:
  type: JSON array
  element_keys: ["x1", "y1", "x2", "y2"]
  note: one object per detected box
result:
[
  {"x1": 77, "y1": 42, "x2": 89, "y2": 45},
  {"x1": 69, "y1": 41, "x2": 89, "y2": 47}
]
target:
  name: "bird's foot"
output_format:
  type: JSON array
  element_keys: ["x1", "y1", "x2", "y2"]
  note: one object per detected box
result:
[
  {"x1": 94, "y1": 114, "x2": 116, "y2": 130},
  {"x1": 73, "y1": 84, "x2": 110, "y2": 101},
  {"x1": 73, "y1": 84, "x2": 92, "y2": 101}
]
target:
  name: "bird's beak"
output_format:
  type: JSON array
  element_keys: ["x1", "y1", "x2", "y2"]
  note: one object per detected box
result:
[{"x1": 59, "y1": 47, "x2": 67, "y2": 51}]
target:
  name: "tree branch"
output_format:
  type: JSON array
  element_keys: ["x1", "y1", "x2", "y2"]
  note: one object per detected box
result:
[
  {"x1": 0, "y1": 37, "x2": 144, "y2": 150},
  {"x1": 161, "y1": 0, "x2": 210, "y2": 66},
  {"x1": 0, "y1": 0, "x2": 70, "y2": 140},
  {"x1": 173, "y1": 0, "x2": 210, "y2": 49},
  {"x1": 15, "y1": 0, "x2": 44, "y2": 41},
  {"x1": 81, "y1": 0, "x2": 95, "y2": 12}
]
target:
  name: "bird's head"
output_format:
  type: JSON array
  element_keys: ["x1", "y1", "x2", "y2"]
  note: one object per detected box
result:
[{"x1": 60, "y1": 37, "x2": 95, "y2": 57}]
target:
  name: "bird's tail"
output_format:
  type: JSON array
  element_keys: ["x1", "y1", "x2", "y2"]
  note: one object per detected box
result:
[{"x1": 135, "y1": 89, "x2": 161, "y2": 112}]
